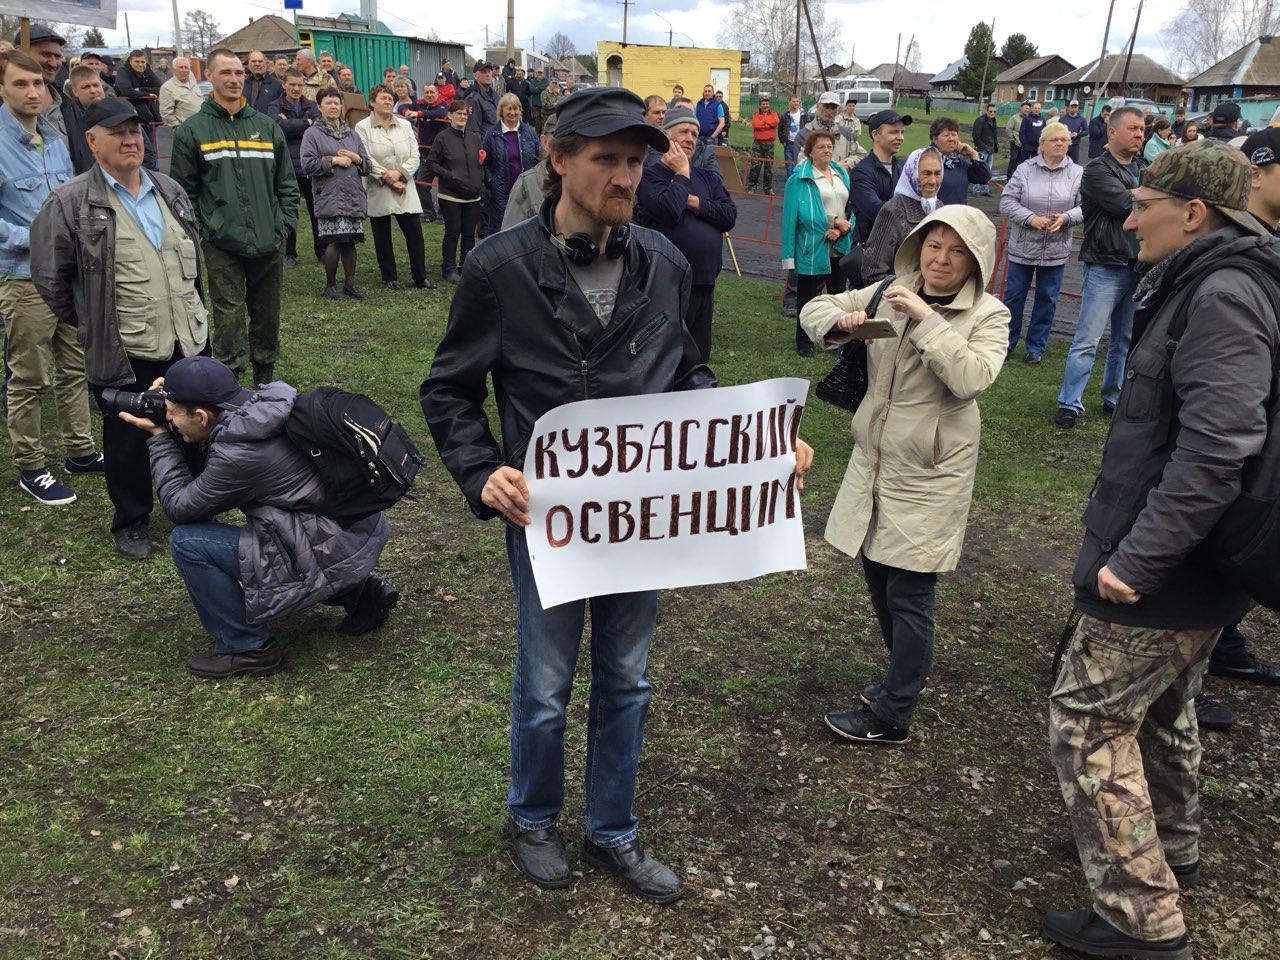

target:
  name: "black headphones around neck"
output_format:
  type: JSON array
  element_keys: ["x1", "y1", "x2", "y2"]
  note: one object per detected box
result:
[{"x1": 554, "y1": 224, "x2": 631, "y2": 266}]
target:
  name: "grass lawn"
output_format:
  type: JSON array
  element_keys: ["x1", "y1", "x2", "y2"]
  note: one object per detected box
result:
[{"x1": 1, "y1": 221, "x2": 1277, "y2": 960}]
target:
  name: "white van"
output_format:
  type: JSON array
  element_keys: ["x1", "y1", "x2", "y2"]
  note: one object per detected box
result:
[{"x1": 806, "y1": 87, "x2": 893, "y2": 122}]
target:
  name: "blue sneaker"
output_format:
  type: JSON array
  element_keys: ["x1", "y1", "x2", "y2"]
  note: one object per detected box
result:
[
  {"x1": 64, "y1": 451, "x2": 105, "y2": 473},
  {"x1": 18, "y1": 469, "x2": 77, "y2": 506}
]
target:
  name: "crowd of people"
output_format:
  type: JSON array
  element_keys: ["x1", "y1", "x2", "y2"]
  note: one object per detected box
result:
[{"x1": 3, "y1": 33, "x2": 1280, "y2": 955}]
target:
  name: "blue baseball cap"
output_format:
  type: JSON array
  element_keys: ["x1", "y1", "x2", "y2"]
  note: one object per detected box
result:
[{"x1": 165, "y1": 356, "x2": 252, "y2": 408}]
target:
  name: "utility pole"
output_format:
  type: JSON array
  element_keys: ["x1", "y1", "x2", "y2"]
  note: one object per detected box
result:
[
  {"x1": 618, "y1": 0, "x2": 632, "y2": 43},
  {"x1": 801, "y1": 0, "x2": 828, "y2": 91},
  {"x1": 172, "y1": 0, "x2": 182, "y2": 54},
  {"x1": 506, "y1": 0, "x2": 515, "y2": 63},
  {"x1": 1088, "y1": 0, "x2": 1116, "y2": 121},
  {"x1": 1119, "y1": 0, "x2": 1144, "y2": 91},
  {"x1": 125, "y1": 12, "x2": 132, "y2": 49},
  {"x1": 891, "y1": 32, "x2": 902, "y2": 104},
  {"x1": 977, "y1": 18, "x2": 995, "y2": 107}
]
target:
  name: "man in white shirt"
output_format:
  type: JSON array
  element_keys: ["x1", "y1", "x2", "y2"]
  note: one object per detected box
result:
[
  {"x1": 158, "y1": 57, "x2": 203, "y2": 127},
  {"x1": 781, "y1": 95, "x2": 803, "y2": 176}
]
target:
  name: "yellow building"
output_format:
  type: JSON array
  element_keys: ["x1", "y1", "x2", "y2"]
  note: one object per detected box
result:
[{"x1": 597, "y1": 42, "x2": 748, "y2": 118}]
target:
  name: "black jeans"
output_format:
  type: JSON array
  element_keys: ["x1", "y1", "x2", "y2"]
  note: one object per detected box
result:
[
  {"x1": 92, "y1": 351, "x2": 205, "y2": 533},
  {"x1": 687, "y1": 284, "x2": 715, "y2": 365},
  {"x1": 861, "y1": 553, "x2": 939, "y2": 729},
  {"x1": 415, "y1": 156, "x2": 437, "y2": 217},
  {"x1": 287, "y1": 176, "x2": 322, "y2": 261},
  {"x1": 370, "y1": 213, "x2": 428, "y2": 286},
  {"x1": 439, "y1": 198, "x2": 481, "y2": 273},
  {"x1": 795, "y1": 257, "x2": 844, "y2": 351}
]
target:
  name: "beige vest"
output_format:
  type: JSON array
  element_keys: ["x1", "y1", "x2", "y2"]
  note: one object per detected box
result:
[{"x1": 106, "y1": 184, "x2": 207, "y2": 361}]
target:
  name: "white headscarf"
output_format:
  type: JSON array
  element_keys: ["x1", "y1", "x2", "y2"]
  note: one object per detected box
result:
[{"x1": 893, "y1": 146, "x2": 945, "y2": 212}]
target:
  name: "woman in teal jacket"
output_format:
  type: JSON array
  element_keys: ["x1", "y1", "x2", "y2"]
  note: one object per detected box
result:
[{"x1": 782, "y1": 130, "x2": 854, "y2": 355}]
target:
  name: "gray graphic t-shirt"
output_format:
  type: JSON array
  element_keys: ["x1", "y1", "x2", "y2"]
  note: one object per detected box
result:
[{"x1": 567, "y1": 254, "x2": 625, "y2": 326}]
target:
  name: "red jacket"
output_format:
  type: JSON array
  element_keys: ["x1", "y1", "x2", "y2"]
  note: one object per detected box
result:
[
  {"x1": 436, "y1": 83, "x2": 456, "y2": 104},
  {"x1": 751, "y1": 110, "x2": 780, "y2": 143}
]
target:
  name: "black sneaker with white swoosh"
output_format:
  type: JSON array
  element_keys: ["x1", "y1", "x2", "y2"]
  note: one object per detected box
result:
[{"x1": 824, "y1": 707, "x2": 910, "y2": 745}]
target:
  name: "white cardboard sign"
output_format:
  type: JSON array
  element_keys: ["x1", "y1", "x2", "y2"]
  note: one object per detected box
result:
[
  {"x1": 2, "y1": 0, "x2": 118, "y2": 30},
  {"x1": 523, "y1": 378, "x2": 809, "y2": 608}
]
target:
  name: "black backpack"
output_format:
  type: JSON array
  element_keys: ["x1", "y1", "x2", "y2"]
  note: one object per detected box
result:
[{"x1": 284, "y1": 387, "x2": 425, "y2": 524}]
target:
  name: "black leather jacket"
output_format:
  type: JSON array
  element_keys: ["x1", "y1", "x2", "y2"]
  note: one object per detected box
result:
[
  {"x1": 421, "y1": 200, "x2": 715, "y2": 519},
  {"x1": 1079, "y1": 150, "x2": 1147, "y2": 267}
]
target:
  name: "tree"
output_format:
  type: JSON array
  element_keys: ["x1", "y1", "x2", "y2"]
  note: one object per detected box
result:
[
  {"x1": 83, "y1": 27, "x2": 106, "y2": 47},
  {"x1": 183, "y1": 9, "x2": 223, "y2": 57},
  {"x1": 717, "y1": 0, "x2": 843, "y2": 95},
  {"x1": 577, "y1": 52, "x2": 598, "y2": 78},
  {"x1": 545, "y1": 31, "x2": 575, "y2": 59},
  {"x1": 954, "y1": 21, "x2": 997, "y2": 100},
  {"x1": 904, "y1": 39, "x2": 922, "y2": 73},
  {"x1": 1162, "y1": 0, "x2": 1280, "y2": 75},
  {"x1": 999, "y1": 33, "x2": 1039, "y2": 67}
]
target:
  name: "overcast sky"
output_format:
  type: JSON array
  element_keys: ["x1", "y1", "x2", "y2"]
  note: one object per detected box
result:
[{"x1": 98, "y1": 0, "x2": 1187, "y2": 78}]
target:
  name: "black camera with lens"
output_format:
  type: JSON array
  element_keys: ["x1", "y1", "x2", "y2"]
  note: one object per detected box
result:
[{"x1": 100, "y1": 387, "x2": 170, "y2": 422}]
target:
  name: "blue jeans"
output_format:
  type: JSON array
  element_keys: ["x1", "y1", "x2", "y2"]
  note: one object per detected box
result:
[
  {"x1": 505, "y1": 525, "x2": 657, "y2": 847},
  {"x1": 1004, "y1": 260, "x2": 1065, "y2": 357},
  {"x1": 972, "y1": 152, "x2": 993, "y2": 194},
  {"x1": 169, "y1": 521, "x2": 360, "y2": 653},
  {"x1": 784, "y1": 140, "x2": 798, "y2": 177},
  {"x1": 1057, "y1": 263, "x2": 1136, "y2": 414}
]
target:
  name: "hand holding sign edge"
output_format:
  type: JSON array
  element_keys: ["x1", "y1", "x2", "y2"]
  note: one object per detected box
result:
[{"x1": 483, "y1": 465, "x2": 531, "y2": 526}]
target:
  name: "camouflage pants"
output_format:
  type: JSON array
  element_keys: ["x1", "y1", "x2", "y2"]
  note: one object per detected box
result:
[
  {"x1": 203, "y1": 242, "x2": 283, "y2": 375},
  {"x1": 1049, "y1": 615, "x2": 1221, "y2": 942},
  {"x1": 745, "y1": 141, "x2": 775, "y2": 194}
]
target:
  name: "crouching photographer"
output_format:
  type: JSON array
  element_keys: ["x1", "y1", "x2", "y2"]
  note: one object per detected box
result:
[{"x1": 118, "y1": 356, "x2": 399, "y2": 679}]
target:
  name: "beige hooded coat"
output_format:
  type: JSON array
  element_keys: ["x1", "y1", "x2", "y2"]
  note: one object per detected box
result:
[{"x1": 801, "y1": 205, "x2": 1010, "y2": 573}]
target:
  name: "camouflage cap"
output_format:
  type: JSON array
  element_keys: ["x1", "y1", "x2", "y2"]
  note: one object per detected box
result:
[{"x1": 1140, "y1": 139, "x2": 1270, "y2": 237}]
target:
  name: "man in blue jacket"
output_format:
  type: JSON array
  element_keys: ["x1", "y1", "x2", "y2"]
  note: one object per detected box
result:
[
  {"x1": 1087, "y1": 104, "x2": 1111, "y2": 160},
  {"x1": 268, "y1": 69, "x2": 322, "y2": 264},
  {"x1": 0, "y1": 50, "x2": 100, "y2": 507},
  {"x1": 1061, "y1": 100, "x2": 1088, "y2": 163},
  {"x1": 1019, "y1": 100, "x2": 1046, "y2": 163},
  {"x1": 636, "y1": 105, "x2": 738, "y2": 364},
  {"x1": 694, "y1": 83, "x2": 726, "y2": 146},
  {"x1": 850, "y1": 109, "x2": 911, "y2": 245}
]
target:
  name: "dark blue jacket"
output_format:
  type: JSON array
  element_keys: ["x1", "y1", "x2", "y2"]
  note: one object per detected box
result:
[
  {"x1": 267, "y1": 95, "x2": 320, "y2": 177},
  {"x1": 1061, "y1": 112, "x2": 1088, "y2": 160},
  {"x1": 937, "y1": 151, "x2": 991, "y2": 206},
  {"x1": 481, "y1": 122, "x2": 540, "y2": 229},
  {"x1": 849, "y1": 152, "x2": 903, "y2": 245},
  {"x1": 1088, "y1": 115, "x2": 1109, "y2": 159},
  {"x1": 397, "y1": 98, "x2": 448, "y2": 153},
  {"x1": 1019, "y1": 113, "x2": 1046, "y2": 159},
  {"x1": 695, "y1": 97, "x2": 725, "y2": 137},
  {"x1": 635, "y1": 159, "x2": 737, "y2": 286}
]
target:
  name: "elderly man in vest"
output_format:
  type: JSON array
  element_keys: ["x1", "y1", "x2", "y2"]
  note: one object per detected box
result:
[{"x1": 32, "y1": 98, "x2": 209, "y2": 559}]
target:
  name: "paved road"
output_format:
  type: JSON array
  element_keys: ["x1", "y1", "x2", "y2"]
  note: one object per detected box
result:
[{"x1": 719, "y1": 172, "x2": 1087, "y2": 344}]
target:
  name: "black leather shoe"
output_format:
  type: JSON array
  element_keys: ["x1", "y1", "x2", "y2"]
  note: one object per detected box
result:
[
  {"x1": 1170, "y1": 859, "x2": 1201, "y2": 888},
  {"x1": 1194, "y1": 693, "x2": 1236, "y2": 731},
  {"x1": 414, "y1": 277, "x2": 435, "y2": 289},
  {"x1": 1041, "y1": 907, "x2": 1190, "y2": 959},
  {"x1": 338, "y1": 574, "x2": 399, "y2": 636},
  {"x1": 343, "y1": 284, "x2": 367, "y2": 301},
  {"x1": 187, "y1": 639, "x2": 284, "y2": 680},
  {"x1": 506, "y1": 820, "x2": 571, "y2": 889},
  {"x1": 113, "y1": 522, "x2": 153, "y2": 560},
  {"x1": 385, "y1": 280, "x2": 402, "y2": 291},
  {"x1": 1054, "y1": 406, "x2": 1078, "y2": 430},
  {"x1": 252, "y1": 364, "x2": 274, "y2": 387},
  {"x1": 1209, "y1": 649, "x2": 1280, "y2": 685},
  {"x1": 581, "y1": 838, "x2": 683, "y2": 904},
  {"x1": 1101, "y1": 400, "x2": 1116, "y2": 417}
]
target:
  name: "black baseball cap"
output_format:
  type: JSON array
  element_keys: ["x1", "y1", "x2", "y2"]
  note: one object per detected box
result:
[
  {"x1": 473, "y1": 60, "x2": 493, "y2": 72},
  {"x1": 555, "y1": 87, "x2": 669, "y2": 151},
  {"x1": 1242, "y1": 127, "x2": 1280, "y2": 168},
  {"x1": 165, "y1": 356, "x2": 252, "y2": 408},
  {"x1": 83, "y1": 98, "x2": 141, "y2": 130},
  {"x1": 867, "y1": 109, "x2": 913, "y2": 131},
  {"x1": 1211, "y1": 101, "x2": 1241, "y2": 124},
  {"x1": 80, "y1": 51, "x2": 106, "y2": 64},
  {"x1": 14, "y1": 24, "x2": 64, "y2": 46}
]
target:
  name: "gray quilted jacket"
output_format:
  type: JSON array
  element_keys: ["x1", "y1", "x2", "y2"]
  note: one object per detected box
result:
[
  {"x1": 147, "y1": 382, "x2": 388, "y2": 623},
  {"x1": 998, "y1": 154, "x2": 1083, "y2": 267}
]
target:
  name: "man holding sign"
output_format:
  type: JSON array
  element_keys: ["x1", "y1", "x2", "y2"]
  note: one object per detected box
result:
[{"x1": 424, "y1": 88, "x2": 815, "y2": 903}]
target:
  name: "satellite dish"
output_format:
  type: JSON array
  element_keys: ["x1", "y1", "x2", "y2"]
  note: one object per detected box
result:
[
  {"x1": 1083, "y1": 84, "x2": 1093, "y2": 94},
  {"x1": 1017, "y1": 83, "x2": 1025, "y2": 95}
]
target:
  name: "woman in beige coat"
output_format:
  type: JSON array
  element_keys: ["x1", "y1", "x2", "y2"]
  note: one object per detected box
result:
[
  {"x1": 356, "y1": 85, "x2": 432, "y2": 289},
  {"x1": 801, "y1": 204, "x2": 1010, "y2": 745}
]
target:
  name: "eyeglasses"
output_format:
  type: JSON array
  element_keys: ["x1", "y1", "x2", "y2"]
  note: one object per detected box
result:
[
  {"x1": 1130, "y1": 196, "x2": 1184, "y2": 215},
  {"x1": 1250, "y1": 146, "x2": 1277, "y2": 167}
]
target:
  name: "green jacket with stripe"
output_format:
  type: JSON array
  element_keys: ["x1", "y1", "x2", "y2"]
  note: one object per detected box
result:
[{"x1": 169, "y1": 96, "x2": 299, "y2": 258}]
